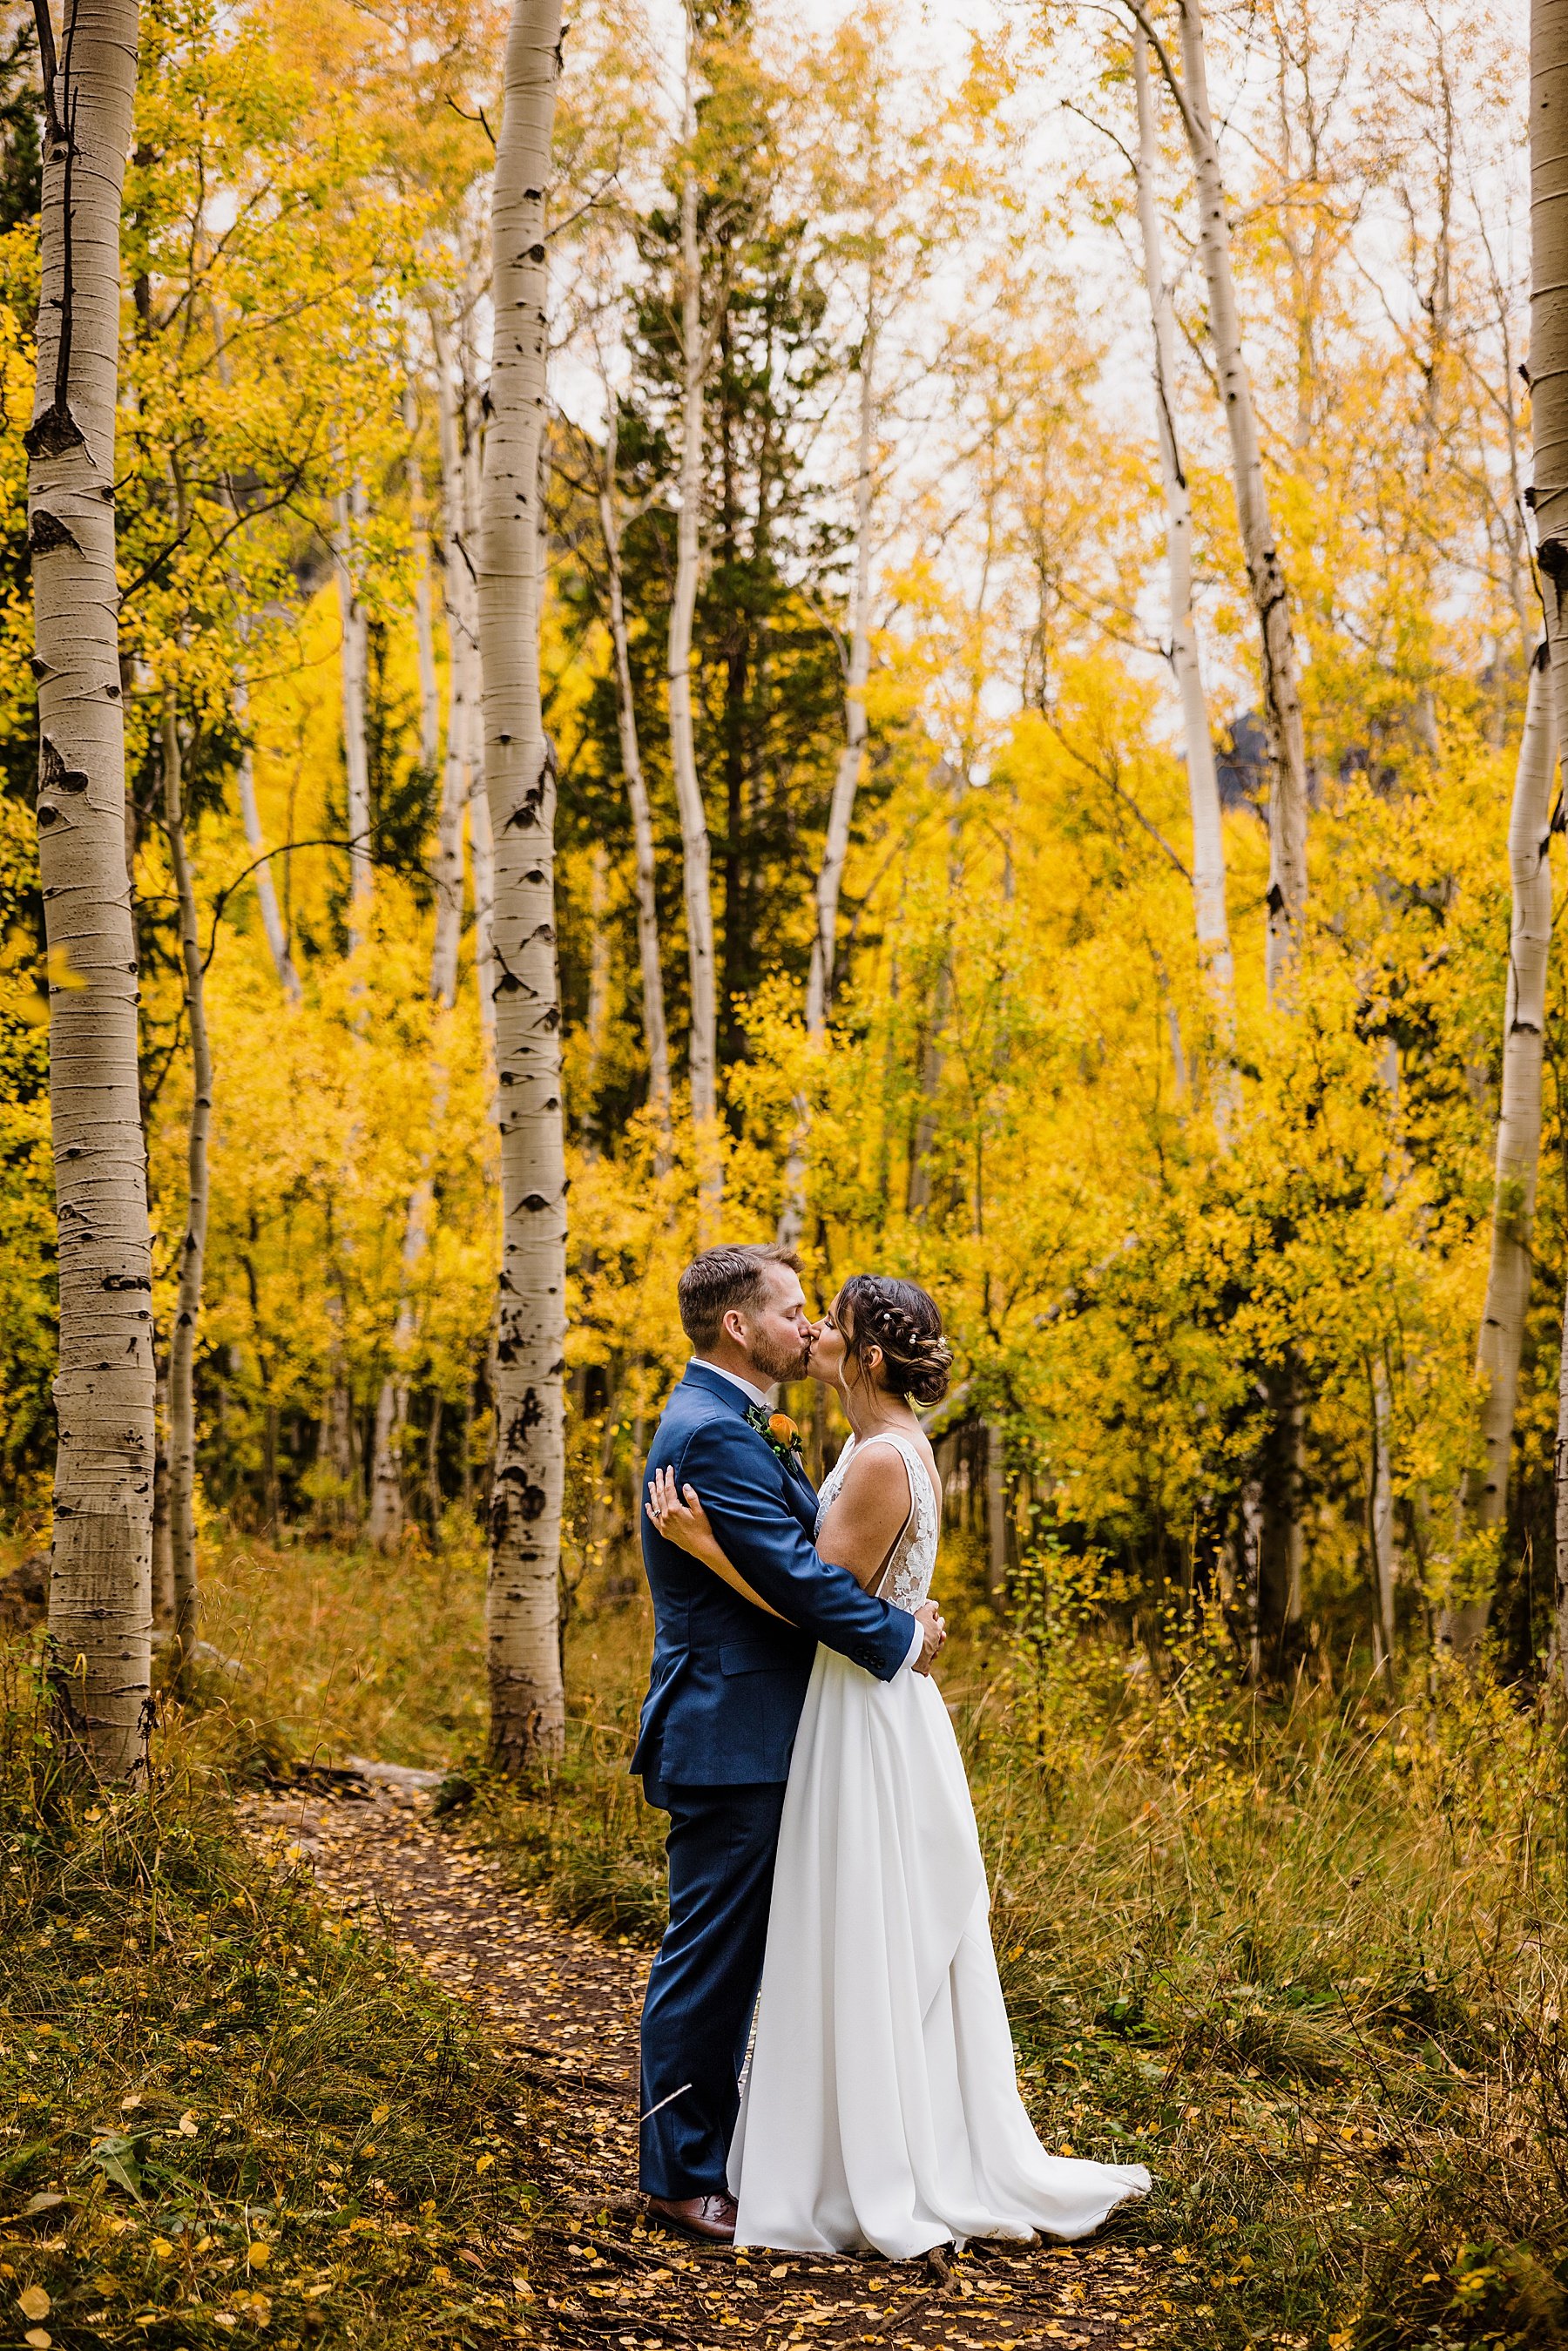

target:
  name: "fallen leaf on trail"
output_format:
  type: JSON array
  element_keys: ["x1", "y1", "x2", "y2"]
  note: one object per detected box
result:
[
  {"x1": 24, "y1": 2330, "x2": 50, "y2": 2349},
  {"x1": 371, "y1": 2104, "x2": 390, "y2": 2124},
  {"x1": 17, "y1": 2289, "x2": 51, "y2": 2321},
  {"x1": 176, "y1": 2111, "x2": 199, "y2": 2137},
  {"x1": 19, "y1": 2195, "x2": 64, "y2": 2218},
  {"x1": 247, "y1": 2241, "x2": 272, "y2": 2268},
  {"x1": 151, "y1": 2238, "x2": 174, "y2": 2258}
]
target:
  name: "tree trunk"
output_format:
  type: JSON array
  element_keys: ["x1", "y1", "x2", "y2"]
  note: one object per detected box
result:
[
  {"x1": 405, "y1": 380, "x2": 441, "y2": 777},
  {"x1": 778, "y1": 295, "x2": 878, "y2": 1247},
  {"x1": 667, "y1": 51, "x2": 720, "y2": 1203},
  {"x1": 1463, "y1": 646, "x2": 1556, "y2": 1616},
  {"x1": 1557, "y1": 1269, "x2": 1568, "y2": 1710},
  {"x1": 1139, "y1": 0, "x2": 1310, "y2": 996},
  {"x1": 1132, "y1": 25, "x2": 1236, "y2": 1127},
  {"x1": 809, "y1": 307, "x2": 876, "y2": 1040},
  {"x1": 984, "y1": 1421, "x2": 1008, "y2": 1600},
  {"x1": 161, "y1": 695, "x2": 210, "y2": 1666},
  {"x1": 1531, "y1": 1, "x2": 1568, "y2": 1704},
  {"x1": 151, "y1": 1355, "x2": 173, "y2": 1628},
  {"x1": 213, "y1": 314, "x2": 300, "y2": 1002},
  {"x1": 233, "y1": 664, "x2": 301, "y2": 1000},
  {"x1": 333, "y1": 476, "x2": 373, "y2": 949},
  {"x1": 32, "y1": 0, "x2": 153, "y2": 1778},
  {"x1": 598, "y1": 397, "x2": 671, "y2": 1137},
  {"x1": 429, "y1": 311, "x2": 475, "y2": 1013},
  {"x1": 479, "y1": 0, "x2": 568, "y2": 1769},
  {"x1": 366, "y1": 336, "x2": 477, "y2": 1542},
  {"x1": 1370, "y1": 1353, "x2": 1396, "y2": 1682}
]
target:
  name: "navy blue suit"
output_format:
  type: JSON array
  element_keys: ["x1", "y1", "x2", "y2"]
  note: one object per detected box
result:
[{"x1": 633, "y1": 1361, "x2": 917, "y2": 2199}]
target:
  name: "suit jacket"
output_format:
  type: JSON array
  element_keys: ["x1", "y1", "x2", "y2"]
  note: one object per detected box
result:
[{"x1": 631, "y1": 1361, "x2": 918, "y2": 1787}]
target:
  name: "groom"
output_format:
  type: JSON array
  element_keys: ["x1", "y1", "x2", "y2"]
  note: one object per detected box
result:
[{"x1": 632, "y1": 1243, "x2": 946, "y2": 2241}]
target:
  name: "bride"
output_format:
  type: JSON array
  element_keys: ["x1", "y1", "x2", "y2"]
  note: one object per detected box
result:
[{"x1": 645, "y1": 1272, "x2": 1150, "y2": 2259}]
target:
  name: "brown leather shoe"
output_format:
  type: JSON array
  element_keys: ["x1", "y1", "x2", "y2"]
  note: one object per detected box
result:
[{"x1": 645, "y1": 2192, "x2": 737, "y2": 2244}]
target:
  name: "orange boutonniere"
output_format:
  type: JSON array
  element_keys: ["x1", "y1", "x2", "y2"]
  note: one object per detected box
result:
[{"x1": 746, "y1": 1402, "x2": 805, "y2": 1463}]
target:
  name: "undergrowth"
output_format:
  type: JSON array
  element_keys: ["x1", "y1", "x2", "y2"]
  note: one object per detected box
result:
[
  {"x1": 0, "y1": 1634, "x2": 538, "y2": 2350},
  {"x1": 91, "y1": 1530, "x2": 1568, "y2": 2349}
]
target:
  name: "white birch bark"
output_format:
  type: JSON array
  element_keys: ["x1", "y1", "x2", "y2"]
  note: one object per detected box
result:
[
  {"x1": 1532, "y1": 0, "x2": 1568, "y2": 1672},
  {"x1": 809, "y1": 307, "x2": 876, "y2": 1041},
  {"x1": 151, "y1": 1356, "x2": 172, "y2": 1627},
  {"x1": 161, "y1": 697, "x2": 210, "y2": 1663},
  {"x1": 668, "y1": 32, "x2": 720, "y2": 1196},
  {"x1": 1370, "y1": 1354, "x2": 1396, "y2": 1680},
  {"x1": 1133, "y1": 0, "x2": 1310, "y2": 996},
  {"x1": 777, "y1": 291, "x2": 880, "y2": 1249},
  {"x1": 479, "y1": 0, "x2": 567, "y2": 1767},
  {"x1": 233, "y1": 665, "x2": 301, "y2": 1000},
  {"x1": 404, "y1": 381, "x2": 441, "y2": 778},
  {"x1": 1133, "y1": 26, "x2": 1236, "y2": 1129},
  {"x1": 32, "y1": 0, "x2": 152, "y2": 1776},
  {"x1": 1471, "y1": 645, "x2": 1556, "y2": 1541},
  {"x1": 598, "y1": 397, "x2": 671, "y2": 1133},
  {"x1": 212, "y1": 318, "x2": 300, "y2": 1000},
  {"x1": 333, "y1": 476, "x2": 373, "y2": 949},
  {"x1": 470, "y1": 765, "x2": 497, "y2": 1061},
  {"x1": 429, "y1": 312, "x2": 475, "y2": 1012}
]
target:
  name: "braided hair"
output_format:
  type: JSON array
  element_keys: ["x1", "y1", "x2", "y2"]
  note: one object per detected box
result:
[{"x1": 836, "y1": 1273, "x2": 953, "y2": 1406}]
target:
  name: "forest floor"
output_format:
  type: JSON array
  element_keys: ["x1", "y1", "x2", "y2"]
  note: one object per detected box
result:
[{"x1": 247, "y1": 1773, "x2": 1169, "y2": 2351}]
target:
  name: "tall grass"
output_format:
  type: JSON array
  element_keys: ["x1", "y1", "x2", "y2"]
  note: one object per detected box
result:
[
  {"x1": 0, "y1": 1632, "x2": 537, "y2": 2348},
  {"x1": 162, "y1": 1532, "x2": 1568, "y2": 2345}
]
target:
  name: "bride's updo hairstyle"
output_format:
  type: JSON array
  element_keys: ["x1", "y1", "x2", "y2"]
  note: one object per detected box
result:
[{"x1": 838, "y1": 1274, "x2": 953, "y2": 1407}]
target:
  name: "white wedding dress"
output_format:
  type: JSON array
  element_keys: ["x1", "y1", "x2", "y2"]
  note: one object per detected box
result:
[{"x1": 728, "y1": 1431, "x2": 1151, "y2": 2258}]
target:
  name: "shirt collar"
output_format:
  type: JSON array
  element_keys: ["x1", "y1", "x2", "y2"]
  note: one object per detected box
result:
[{"x1": 689, "y1": 1357, "x2": 775, "y2": 1410}]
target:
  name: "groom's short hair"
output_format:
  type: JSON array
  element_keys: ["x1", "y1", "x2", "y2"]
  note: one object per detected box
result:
[{"x1": 679, "y1": 1243, "x2": 801, "y2": 1349}]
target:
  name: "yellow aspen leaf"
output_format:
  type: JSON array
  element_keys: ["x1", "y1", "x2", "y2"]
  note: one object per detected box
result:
[
  {"x1": 18, "y1": 2289, "x2": 51, "y2": 2321},
  {"x1": 475, "y1": 2152, "x2": 495, "y2": 2174},
  {"x1": 246, "y1": 2241, "x2": 272, "y2": 2268},
  {"x1": 44, "y1": 943, "x2": 85, "y2": 992}
]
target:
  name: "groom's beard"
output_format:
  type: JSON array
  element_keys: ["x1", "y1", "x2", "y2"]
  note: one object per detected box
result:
[{"x1": 747, "y1": 1331, "x2": 810, "y2": 1384}]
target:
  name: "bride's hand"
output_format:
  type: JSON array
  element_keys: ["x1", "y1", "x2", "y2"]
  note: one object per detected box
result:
[{"x1": 646, "y1": 1465, "x2": 721, "y2": 1563}]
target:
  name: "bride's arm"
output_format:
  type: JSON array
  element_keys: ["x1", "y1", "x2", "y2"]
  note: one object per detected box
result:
[{"x1": 645, "y1": 1467, "x2": 794, "y2": 1623}]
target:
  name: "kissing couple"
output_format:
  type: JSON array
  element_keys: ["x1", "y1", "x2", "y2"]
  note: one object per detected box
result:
[{"x1": 632, "y1": 1242, "x2": 1150, "y2": 2257}]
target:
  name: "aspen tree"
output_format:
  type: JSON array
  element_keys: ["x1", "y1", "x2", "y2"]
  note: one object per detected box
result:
[
  {"x1": 368, "y1": 352, "x2": 470, "y2": 1546},
  {"x1": 429, "y1": 308, "x2": 476, "y2": 1012},
  {"x1": 160, "y1": 697, "x2": 210, "y2": 1665},
  {"x1": 1128, "y1": 0, "x2": 1309, "y2": 996},
  {"x1": 1533, "y1": 0, "x2": 1568, "y2": 1687},
  {"x1": 233, "y1": 666, "x2": 301, "y2": 1001},
  {"x1": 1463, "y1": 649, "x2": 1556, "y2": 1625},
  {"x1": 1132, "y1": 24, "x2": 1234, "y2": 1121},
  {"x1": 32, "y1": 0, "x2": 153, "y2": 1776},
  {"x1": 669, "y1": 16, "x2": 720, "y2": 1206},
  {"x1": 598, "y1": 387, "x2": 671, "y2": 1137},
  {"x1": 405, "y1": 379, "x2": 442, "y2": 779},
  {"x1": 333, "y1": 477, "x2": 373, "y2": 949},
  {"x1": 479, "y1": 0, "x2": 567, "y2": 1767},
  {"x1": 213, "y1": 319, "x2": 299, "y2": 1001}
]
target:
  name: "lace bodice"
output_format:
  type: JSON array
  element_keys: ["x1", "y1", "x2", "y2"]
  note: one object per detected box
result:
[{"x1": 814, "y1": 1431, "x2": 940, "y2": 1613}]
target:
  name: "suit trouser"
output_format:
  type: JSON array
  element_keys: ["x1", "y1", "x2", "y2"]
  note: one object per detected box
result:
[{"x1": 638, "y1": 1778, "x2": 788, "y2": 2199}]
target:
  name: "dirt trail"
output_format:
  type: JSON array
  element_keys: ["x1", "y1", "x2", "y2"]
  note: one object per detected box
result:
[{"x1": 251, "y1": 1781, "x2": 1166, "y2": 2350}]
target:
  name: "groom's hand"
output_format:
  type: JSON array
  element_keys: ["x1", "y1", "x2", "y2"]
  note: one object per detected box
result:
[{"x1": 914, "y1": 1601, "x2": 946, "y2": 1675}]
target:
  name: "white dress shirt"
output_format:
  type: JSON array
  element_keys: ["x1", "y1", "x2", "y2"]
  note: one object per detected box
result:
[{"x1": 688, "y1": 1358, "x2": 926, "y2": 1673}]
